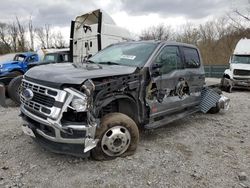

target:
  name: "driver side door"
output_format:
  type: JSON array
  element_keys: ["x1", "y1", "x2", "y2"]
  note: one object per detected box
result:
[{"x1": 147, "y1": 45, "x2": 190, "y2": 119}]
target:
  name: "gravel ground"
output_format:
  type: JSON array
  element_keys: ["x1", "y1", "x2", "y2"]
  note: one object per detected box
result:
[{"x1": 0, "y1": 91, "x2": 250, "y2": 188}]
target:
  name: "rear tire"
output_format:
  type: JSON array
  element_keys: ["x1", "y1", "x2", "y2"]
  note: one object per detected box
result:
[
  {"x1": 91, "y1": 113, "x2": 139, "y2": 160},
  {"x1": 208, "y1": 105, "x2": 220, "y2": 114},
  {"x1": 7, "y1": 75, "x2": 23, "y2": 105}
]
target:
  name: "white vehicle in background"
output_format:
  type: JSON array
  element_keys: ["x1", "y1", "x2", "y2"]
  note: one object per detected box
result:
[
  {"x1": 221, "y1": 38, "x2": 250, "y2": 92},
  {"x1": 70, "y1": 9, "x2": 133, "y2": 63}
]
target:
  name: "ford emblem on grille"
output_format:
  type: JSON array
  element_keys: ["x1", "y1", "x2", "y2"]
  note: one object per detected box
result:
[{"x1": 22, "y1": 88, "x2": 34, "y2": 101}]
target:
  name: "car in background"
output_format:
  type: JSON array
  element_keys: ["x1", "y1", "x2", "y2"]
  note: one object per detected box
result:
[{"x1": 0, "y1": 51, "x2": 69, "y2": 106}]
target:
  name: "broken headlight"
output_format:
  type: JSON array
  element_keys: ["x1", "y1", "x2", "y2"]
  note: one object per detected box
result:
[
  {"x1": 81, "y1": 79, "x2": 95, "y2": 96},
  {"x1": 71, "y1": 96, "x2": 88, "y2": 112}
]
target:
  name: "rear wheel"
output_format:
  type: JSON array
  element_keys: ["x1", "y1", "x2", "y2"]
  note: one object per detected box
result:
[
  {"x1": 208, "y1": 105, "x2": 220, "y2": 114},
  {"x1": 91, "y1": 113, "x2": 139, "y2": 160},
  {"x1": 7, "y1": 75, "x2": 23, "y2": 105}
]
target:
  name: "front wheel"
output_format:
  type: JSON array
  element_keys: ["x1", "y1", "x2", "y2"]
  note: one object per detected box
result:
[
  {"x1": 91, "y1": 113, "x2": 139, "y2": 160},
  {"x1": 221, "y1": 77, "x2": 232, "y2": 93},
  {"x1": 7, "y1": 75, "x2": 23, "y2": 105}
]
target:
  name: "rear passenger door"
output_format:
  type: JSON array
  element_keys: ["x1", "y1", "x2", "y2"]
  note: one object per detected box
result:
[{"x1": 180, "y1": 46, "x2": 205, "y2": 106}]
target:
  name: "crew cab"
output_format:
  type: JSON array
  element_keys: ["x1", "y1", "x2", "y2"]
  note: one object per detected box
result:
[{"x1": 20, "y1": 41, "x2": 229, "y2": 160}]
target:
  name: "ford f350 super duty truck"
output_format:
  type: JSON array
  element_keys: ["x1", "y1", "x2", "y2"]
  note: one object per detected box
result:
[{"x1": 19, "y1": 41, "x2": 230, "y2": 160}]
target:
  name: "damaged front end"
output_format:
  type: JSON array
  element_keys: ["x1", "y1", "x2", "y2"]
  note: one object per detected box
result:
[{"x1": 20, "y1": 78, "x2": 98, "y2": 157}]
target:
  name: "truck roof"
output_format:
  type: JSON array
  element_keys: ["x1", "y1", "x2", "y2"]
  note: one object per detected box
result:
[
  {"x1": 234, "y1": 38, "x2": 250, "y2": 55},
  {"x1": 15, "y1": 52, "x2": 37, "y2": 57},
  {"x1": 115, "y1": 40, "x2": 198, "y2": 49}
]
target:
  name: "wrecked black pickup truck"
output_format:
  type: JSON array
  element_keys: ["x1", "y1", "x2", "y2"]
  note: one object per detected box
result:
[{"x1": 20, "y1": 41, "x2": 230, "y2": 160}]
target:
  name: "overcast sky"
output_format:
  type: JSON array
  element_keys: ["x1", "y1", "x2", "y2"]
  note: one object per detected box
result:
[{"x1": 0, "y1": 0, "x2": 249, "y2": 40}]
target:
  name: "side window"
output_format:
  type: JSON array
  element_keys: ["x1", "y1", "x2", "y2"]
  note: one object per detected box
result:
[
  {"x1": 27, "y1": 55, "x2": 37, "y2": 63},
  {"x1": 183, "y1": 47, "x2": 200, "y2": 68},
  {"x1": 155, "y1": 46, "x2": 182, "y2": 74}
]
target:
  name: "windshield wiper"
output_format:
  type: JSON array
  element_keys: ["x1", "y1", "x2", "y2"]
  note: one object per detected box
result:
[{"x1": 97, "y1": 61, "x2": 120, "y2": 65}]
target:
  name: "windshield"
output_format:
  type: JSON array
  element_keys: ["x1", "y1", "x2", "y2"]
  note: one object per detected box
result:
[
  {"x1": 44, "y1": 54, "x2": 57, "y2": 62},
  {"x1": 232, "y1": 55, "x2": 250, "y2": 64},
  {"x1": 13, "y1": 54, "x2": 26, "y2": 62},
  {"x1": 89, "y1": 42, "x2": 158, "y2": 67}
]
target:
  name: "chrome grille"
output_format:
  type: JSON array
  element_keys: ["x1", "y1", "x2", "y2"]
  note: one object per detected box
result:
[
  {"x1": 234, "y1": 69, "x2": 250, "y2": 76},
  {"x1": 20, "y1": 80, "x2": 61, "y2": 117}
]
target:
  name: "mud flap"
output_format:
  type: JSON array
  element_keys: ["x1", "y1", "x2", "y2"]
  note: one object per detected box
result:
[{"x1": 0, "y1": 83, "x2": 7, "y2": 107}]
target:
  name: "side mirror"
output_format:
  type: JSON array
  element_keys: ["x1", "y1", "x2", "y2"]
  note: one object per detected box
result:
[
  {"x1": 151, "y1": 63, "x2": 162, "y2": 77},
  {"x1": 86, "y1": 54, "x2": 92, "y2": 59}
]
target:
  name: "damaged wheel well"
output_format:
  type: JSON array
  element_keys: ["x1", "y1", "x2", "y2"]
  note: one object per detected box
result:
[
  {"x1": 98, "y1": 97, "x2": 139, "y2": 126},
  {"x1": 223, "y1": 74, "x2": 230, "y2": 79}
]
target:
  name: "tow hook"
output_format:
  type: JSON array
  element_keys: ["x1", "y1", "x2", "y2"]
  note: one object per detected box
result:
[{"x1": 0, "y1": 83, "x2": 7, "y2": 107}]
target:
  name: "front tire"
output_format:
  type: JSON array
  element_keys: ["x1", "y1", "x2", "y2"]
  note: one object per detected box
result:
[
  {"x1": 7, "y1": 75, "x2": 23, "y2": 105},
  {"x1": 221, "y1": 77, "x2": 232, "y2": 93},
  {"x1": 91, "y1": 113, "x2": 139, "y2": 160}
]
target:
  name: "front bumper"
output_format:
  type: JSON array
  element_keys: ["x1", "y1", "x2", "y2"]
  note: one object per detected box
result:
[
  {"x1": 20, "y1": 85, "x2": 98, "y2": 157},
  {"x1": 224, "y1": 77, "x2": 250, "y2": 89},
  {"x1": 232, "y1": 78, "x2": 250, "y2": 88},
  {"x1": 22, "y1": 121, "x2": 90, "y2": 158}
]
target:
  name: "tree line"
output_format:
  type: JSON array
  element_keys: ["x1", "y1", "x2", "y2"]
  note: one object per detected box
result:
[
  {"x1": 0, "y1": 17, "x2": 67, "y2": 55},
  {"x1": 140, "y1": 9, "x2": 250, "y2": 65},
  {"x1": 0, "y1": 5, "x2": 249, "y2": 65}
]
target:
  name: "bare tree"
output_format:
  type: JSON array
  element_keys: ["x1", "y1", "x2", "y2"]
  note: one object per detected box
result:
[
  {"x1": 227, "y1": 1, "x2": 250, "y2": 29},
  {"x1": 0, "y1": 22, "x2": 12, "y2": 53},
  {"x1": 140, "y1": 24, "x2": 172, "y2": 40},
  {"x1": 16, "y1": 17, "x2": 26, "y2": 51},
  {"x1": 9, "y1": 22, "x2": 18, "y2": 52},
  {"x1": 29, "y1": 17, "x2": 34, "y2": 51},
  {"x1": 35, "y1": 27, "x2": 46, "y2": 48},
  {"x1": 175, "y1": 23, "x2": 200, "y2": 45},
  {"x1": 45, "y1": 24, "x2": 51, "y2": 48},
  {"x1": 52, "y1": 31, "x2": 66, "y2": 48},
  {"x1": 234, "y1": 8, "x2": 250, "y2": 22}
]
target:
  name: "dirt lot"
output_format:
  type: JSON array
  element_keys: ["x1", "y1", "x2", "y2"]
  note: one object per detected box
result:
[{"x1": 0, "y1": 91, "x2": 250, "y2": 188}]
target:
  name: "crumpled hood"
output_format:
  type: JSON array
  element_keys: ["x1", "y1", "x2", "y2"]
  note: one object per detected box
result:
[
  {"x1": 0, "y1": 60, "x2": 19, "y2": 66},
  {"x1": 24, "y1": 63, "x2": 137, "y2": 87}
]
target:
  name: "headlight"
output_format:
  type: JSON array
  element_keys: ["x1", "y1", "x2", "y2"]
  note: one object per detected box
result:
[
  {"x1": 71, "y1": 97, "x2": 88, "y2": 112},
  {"x1": 81, "y1": 79, "x2": 95, "y2": 96}
]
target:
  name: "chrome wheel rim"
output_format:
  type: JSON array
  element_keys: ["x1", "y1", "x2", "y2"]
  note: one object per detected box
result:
[{"x1": 101, "y1": 126, "x2": 131, "y2": 156}]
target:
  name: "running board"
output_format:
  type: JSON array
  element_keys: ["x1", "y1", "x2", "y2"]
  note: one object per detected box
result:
[{"x1": 145, "y1": 107, "x2": 200, "y2": 129}]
